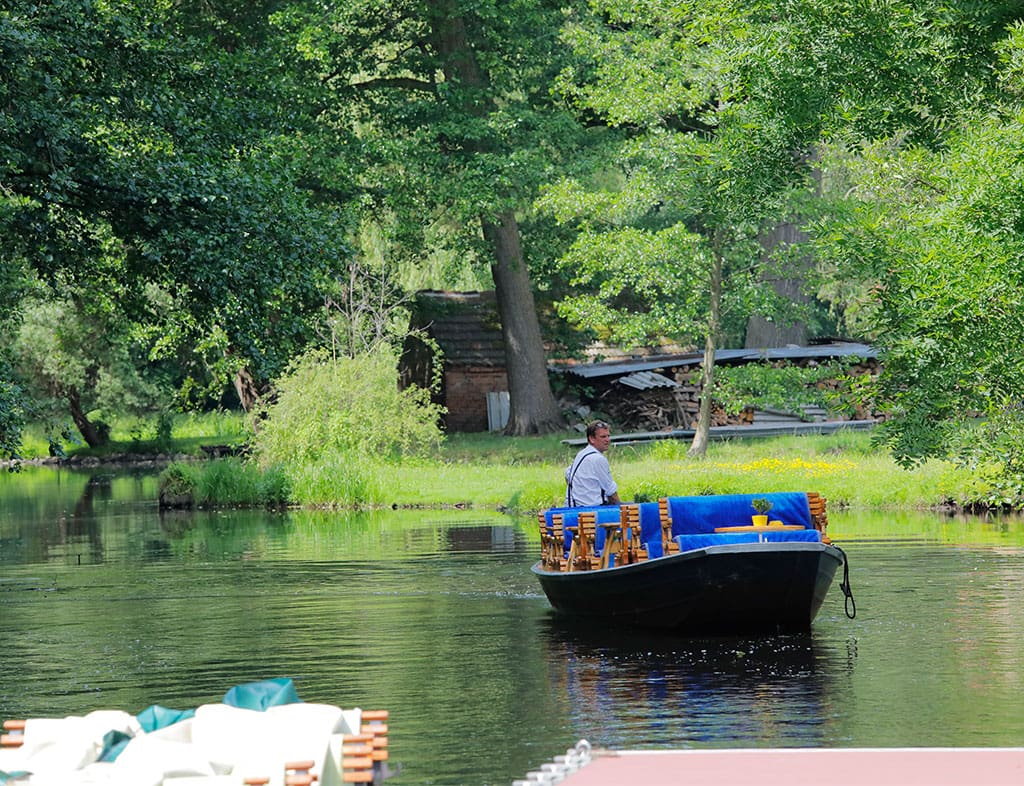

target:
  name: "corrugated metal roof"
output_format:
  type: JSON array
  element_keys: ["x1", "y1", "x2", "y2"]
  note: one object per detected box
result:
[
  {"x1": 616, "y1": 371, "x2": 679, "y2": 390},
  {"x1": 554, "y1": 342, "x2": 876, "y2": 380}
]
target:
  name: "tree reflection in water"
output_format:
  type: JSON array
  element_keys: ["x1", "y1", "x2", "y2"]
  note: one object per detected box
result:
[{"x1": 539, "y1": 617, "x2": 856, "y2": 748}]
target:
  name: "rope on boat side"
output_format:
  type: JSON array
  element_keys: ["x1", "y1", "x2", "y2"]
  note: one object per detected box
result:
[
  {"x1": 512, "y1": 739, "x2": 592, "y2": 785},
  {"x1": 833, "y1": 544, "x2": 857, "y2": 619}
]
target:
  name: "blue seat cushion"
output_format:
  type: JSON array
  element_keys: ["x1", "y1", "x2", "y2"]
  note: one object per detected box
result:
[
  {"x1": 543, "y1": 505, "x2": 621, "y2": 556},
  {"x1": 635, "y1": 501, "x2": 663, "y2": 545},
  {"x1": 665, "y1": 492, "x2": 813, "y2": 535},
  {"x1": 674, "y1": 529, "x2": 822, "y2": 553}
]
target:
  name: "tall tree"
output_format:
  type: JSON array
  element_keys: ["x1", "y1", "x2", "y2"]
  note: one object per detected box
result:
[
  {"x1": 811, "y1": 20, "x2": 1024, "y2": 500},
  {"x1": 0, "y1": 0, "x2": 352, "y2": 444},
  {"x1": 544, "y1": 0, "x2": 1020, "y2": 454},
  {"x1": 544, "y1": 2, "x2": 838, "y2": 454},
  {"x1": 14, "y1": 294, "x2": 171, "y2": 448},
  {"x1": 271, "y1": 0, "x2": 584, "y2": 434}
]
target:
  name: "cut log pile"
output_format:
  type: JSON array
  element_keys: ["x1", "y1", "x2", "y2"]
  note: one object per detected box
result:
[
  {"x1": 595, "y1": 385, "x2": 752, "y2": 432},
  {"x1": 565, "y1": 357, "x2": 880, "y2": 433}
]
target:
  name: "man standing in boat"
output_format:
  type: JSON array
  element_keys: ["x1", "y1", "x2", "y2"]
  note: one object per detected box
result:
[{"x1": 565, "y1": 421, "x2": 621, "y2": 507}]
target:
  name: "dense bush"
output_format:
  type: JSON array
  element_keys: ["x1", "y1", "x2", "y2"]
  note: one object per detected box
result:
[
  {"x1": 252, "y1": 347, "x2": 444, "y2": 469},
  {"x1": 0, "y1": 367, "x2": 25, "y2": 460},
  {"x1": 159, "y1": 458, "x2": 290, "y2": 507}
]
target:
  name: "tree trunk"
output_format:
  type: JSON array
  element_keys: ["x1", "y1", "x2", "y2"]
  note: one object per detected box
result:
[
  {"x1": 66, "y1": 386, "x2": 106, "y2": 448},
  {"x1": 430, "y1": 5, "x2": 565, "y2": 435},
  {"x1": 689, "y1": 241, "x2": 725, "y2": 457},
  {"x1": 484, "y1": 212, "x2": 565, "y2": 435},
  {"x1": 233, "y1": 366, "x2": 261, "y2": 412},
  {"x1": 746, "y1": 220, "x2": 812, "y2": 348}
]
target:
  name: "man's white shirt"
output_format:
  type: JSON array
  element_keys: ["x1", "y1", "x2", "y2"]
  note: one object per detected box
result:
[{"x1": 565, "y1": 445, "x2": 618, "y2": 507}]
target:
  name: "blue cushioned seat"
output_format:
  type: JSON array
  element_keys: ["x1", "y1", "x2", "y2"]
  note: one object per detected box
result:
[
  {"x1": 633, "y1": 501, "x2": 663, "y2": 557},
  {"x1": 542, "y1": 505, "x2": 621, "y2": 556},
  {"x1": 674, "y1": 528, "x2": 821, "y2": 553},
  {"x1": 665, "y1": 492, "x2": 812, "y2": 535}
]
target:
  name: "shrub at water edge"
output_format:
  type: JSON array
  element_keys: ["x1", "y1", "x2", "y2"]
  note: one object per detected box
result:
[
  {"x1": 251, "y1": 347, "x2": 444, "y2": 505},
  {"x1": 159, "y1": 458, "x2": 290, "y2": 507}
]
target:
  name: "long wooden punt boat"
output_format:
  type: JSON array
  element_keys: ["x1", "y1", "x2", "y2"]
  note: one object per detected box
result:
[
  {"x1": 532, "y1": 492, "x2": 855, "y2": 633},
  {"x1": 0, "y1": 678, "x2": 395, "y2": 785}
]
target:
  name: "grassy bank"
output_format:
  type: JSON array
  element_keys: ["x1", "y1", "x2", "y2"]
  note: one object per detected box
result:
[
  {"x1": 394, "y1": 428, "x2": 980, "y2": 512},
  {"x1": 33, "y1": 414, "x2": 984, "y2": 511},
  {"x1": 19, "y1": 410, "x2": 249, "y2": 459},
  {"x1": 190, "y1": 428, "x2": 982, "y2": 512}
]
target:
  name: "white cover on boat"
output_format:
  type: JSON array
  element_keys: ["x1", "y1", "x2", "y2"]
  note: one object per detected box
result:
[
  {"x1": 111, "y1": 736, "x2": 220, "y2": 780},
  {"x1": 0, "y1": 704, "x2": 363, "y2": 785},
  {"x1": 1, "y1": 710, "x2": 139, "y2": 776},
  {"x1": 191, "y1": 702, "x2": 361, "y2": 784}
]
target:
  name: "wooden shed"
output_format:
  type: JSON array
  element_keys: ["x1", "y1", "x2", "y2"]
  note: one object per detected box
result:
[{"x1": 399, "y1": 290, "x2": 511, "y2": 432}]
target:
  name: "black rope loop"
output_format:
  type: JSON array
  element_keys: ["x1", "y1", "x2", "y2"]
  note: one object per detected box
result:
[{"x1": 833, "y1": 544, "x2": 857, "y2": 619}]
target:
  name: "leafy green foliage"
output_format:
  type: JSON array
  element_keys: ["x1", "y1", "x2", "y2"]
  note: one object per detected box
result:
[
  {"x1": 14, "y1": 294, "x2": 173, "y2": 445},
  {"x1": 268, "y1": 0, "x2": 594, "y2": 434},
  {"x1": 546, "y1": 1, "x2": 1024, "y2": 462},
  {"x1": 541, "y1": 1, "x2": 860, "y2": 452},
  {"x1": 545, "y1": 0, "x2": 1007, "y2": 349},
  {"x1": 0, "y1": 360, "x2": 26, "y2": 461},
  {"x1": 271, "y1": 0, "x2": 593, "y2": 224},
  {"x1": 1, "y1": 0, "x2": 354, "y2": 432},
  {"x1": 955, "y1": 406, "x2": 1024, "y2": 508},
  {"x1": 714, "y1": 361, "x2": 854, "y2": 419},
  {"x1": 251, "y1": 347, "x2": 444, "y2": 468},
  {"x1": 807, "y1": 21, "x2": 1024, "y2": 493}
]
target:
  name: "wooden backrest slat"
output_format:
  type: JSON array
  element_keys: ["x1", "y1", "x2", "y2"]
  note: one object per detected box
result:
[
  {"x1": 342, "y1": 774, "x2": 373, "y2": 784},
  {"x1": 806, "y1": 492, "x2": 830, "y2": 541},
  {"x1": 576, "y1": 511, "x2": 596, "y2": 566}
]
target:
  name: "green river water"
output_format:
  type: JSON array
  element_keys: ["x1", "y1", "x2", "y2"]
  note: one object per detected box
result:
[{"x1": 1, "y1": 466, "x2": 1023, "y2": 785}]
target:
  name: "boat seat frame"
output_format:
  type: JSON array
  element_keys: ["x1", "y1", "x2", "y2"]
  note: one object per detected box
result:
[{"x1": 538, "y1": 492, "x2": 831, "y2": 573}]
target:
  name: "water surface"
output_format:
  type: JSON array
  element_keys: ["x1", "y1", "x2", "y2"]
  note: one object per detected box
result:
[{"x1": 1, "y1": 467, "x2": 1023, "y2": 785}]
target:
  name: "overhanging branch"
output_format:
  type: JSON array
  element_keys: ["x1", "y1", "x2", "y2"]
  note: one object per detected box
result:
[{"x1": 352, "y1": 76, "x2": 435, "y2": 93}]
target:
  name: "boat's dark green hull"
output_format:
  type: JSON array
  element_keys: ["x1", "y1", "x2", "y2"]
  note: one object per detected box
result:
[{"x1": 532, "y1": 542, "x2": 843, "y2": 633}]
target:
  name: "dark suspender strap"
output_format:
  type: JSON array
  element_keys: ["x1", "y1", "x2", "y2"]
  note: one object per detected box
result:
[{"x1": 566, "y1": 447, "x2": 599, "y2": 507}]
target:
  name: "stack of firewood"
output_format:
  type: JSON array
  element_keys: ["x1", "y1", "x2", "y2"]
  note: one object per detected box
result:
[
  {"x1": 593, "y1": 384, "x2": 751, "y2": 432},
  {"x1": 563, "y1": 357, "x2": 881, "y2": 433}
]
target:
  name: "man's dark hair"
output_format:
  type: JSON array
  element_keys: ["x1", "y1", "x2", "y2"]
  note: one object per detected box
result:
[{"x1": 586, "y1": 420, "x2": 609, "y2": 439}]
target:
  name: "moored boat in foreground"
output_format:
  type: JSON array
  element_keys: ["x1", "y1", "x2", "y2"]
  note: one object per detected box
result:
[
  {"x1": 532, "y1": 492, "x2": 855, "y2": 633},
  {"x1": 0, "y1": 678, "x2": 395, "y2": 785}
]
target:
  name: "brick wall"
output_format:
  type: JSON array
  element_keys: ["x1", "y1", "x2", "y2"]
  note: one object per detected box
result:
[{"x1": 444, "y1": 367, "x2": 509, "y2": 432}]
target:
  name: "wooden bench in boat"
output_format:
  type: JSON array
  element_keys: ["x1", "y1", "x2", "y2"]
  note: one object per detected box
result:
[{"x1": 538, "y1": 492, "x2": 830, "y2": 572}]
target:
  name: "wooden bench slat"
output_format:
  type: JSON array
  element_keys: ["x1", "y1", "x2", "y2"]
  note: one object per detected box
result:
[{"x1": 342, "y1": 774, "x2": 373, "y2": 784}]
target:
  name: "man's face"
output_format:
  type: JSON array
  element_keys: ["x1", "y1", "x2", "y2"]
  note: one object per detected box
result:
[{"x1": 589, "y1": 427, "x2": 612, "y2": 453}]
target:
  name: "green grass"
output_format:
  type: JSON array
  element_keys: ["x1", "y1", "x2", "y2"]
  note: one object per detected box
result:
[
  {"x1": 439, "y1": 431, "x2": 572, "y2": 464},
  {"x1": 19, "y1": 410, "x2": 251, "y2": 459},
  {"x1": 19, "y1": 414, "x2": 991, "y2": 512},
  {"x1": 160, "y1": 457, "x2": 290, "y2": 507},
  {"x1": 387, "y1": 428, "x2": 982, "y2": 513}
]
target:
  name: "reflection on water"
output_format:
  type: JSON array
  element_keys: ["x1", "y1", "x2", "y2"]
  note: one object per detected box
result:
[
  {"x1": 538, "y1": 621, "x2": 850, "y2": 749},
  {"x1": 1, "y1": 468, "x2": 1024, "y2": 786}
]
